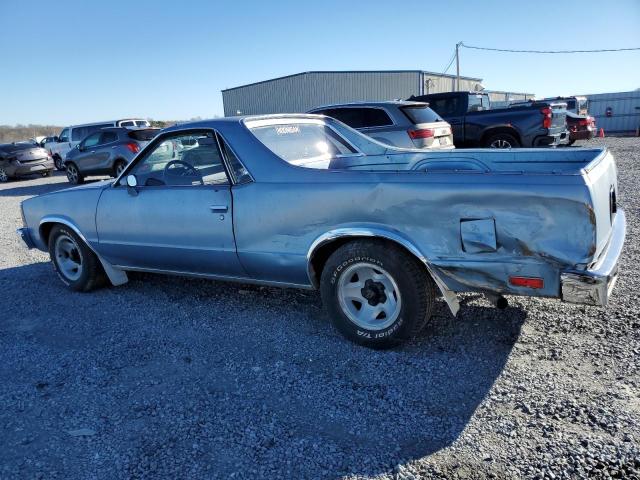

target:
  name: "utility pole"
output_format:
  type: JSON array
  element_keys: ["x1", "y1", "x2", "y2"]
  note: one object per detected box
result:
[{"x1": 455, "y1": 42, "x2": 462, "y2": 91}]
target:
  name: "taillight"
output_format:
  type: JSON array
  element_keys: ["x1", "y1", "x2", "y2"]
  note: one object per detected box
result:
[
  {"x1": 509, "y1": 276, "x2": 544, "y2": 289},
  {"x1": 408, "y1": 128, "x2": 435, "y2": 139},
  {"x1": 125, "y1": 142, "x2": 140, "y2": 153},
  {"x1": 541, "y1": 107, "x2": 552, "y2": 129}
]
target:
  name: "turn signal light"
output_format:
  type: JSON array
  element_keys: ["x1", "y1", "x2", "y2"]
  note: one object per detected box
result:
[
  {"x1": 408, "y1": 128, "x2": 435, "y2": 139},
  {"x1": 509, "y1": 276, "x2": 544, "y2": 289}
]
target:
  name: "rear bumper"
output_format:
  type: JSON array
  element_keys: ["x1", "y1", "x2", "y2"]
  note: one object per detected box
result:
[
  {"x1": 570, "y1": 127, "x2": 596, "y2": 141},
  {"x1": 534, "y1": 130, "x2": 569, "y2": 147},
  {"x1": 16, "y1": 227, "x2": 35, "y2": 249},
  {"x1": 561, "y1": 209, "x2": 626, "y2": 306},
  {"x1": 12, "y1": 159, "x2": 54, "y2": 176}
]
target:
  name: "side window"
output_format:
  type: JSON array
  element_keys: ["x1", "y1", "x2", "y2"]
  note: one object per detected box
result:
[
  {"x1": 120, "y1": 121, "x2": 134, "y2": 127},
  {"x1": 59, "y1": 128, "x2": 70, "y2": 142},
  {"x1": 322, "y1": 108, "x2": 393, "y2": 129},
  {"x1": 83, "y1": 132, "x2": 101, "y2": 148},
  {"x1": 429, "y1": 97, "x2": 460, "y2": 117},
  {"x1": 100, "y1": 132, "x2": 118, "y2": 144},
  {"x1": 129, "y1": 131, "x2": 229, "y2": 187},
  {"x1": 249, "y1": 122, "x2": 357, "y2": 169},
  {"x1": 218, "y1": 135, "x2": 252, "y2": 184},
  {"x1": 71, "y1": 127, "x2": 86, "y2": 142}
]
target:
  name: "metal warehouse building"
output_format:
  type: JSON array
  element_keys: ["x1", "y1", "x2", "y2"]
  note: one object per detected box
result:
[
  {"x1": 585, "y1": 90, "x2": 640, "y2": 135},
  {"x1": 222, "y1": 70, "x2": 533, "y2": 116}
]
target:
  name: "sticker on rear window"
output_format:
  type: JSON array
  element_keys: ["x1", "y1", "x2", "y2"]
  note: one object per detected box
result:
[{"x1": 276, "y1": 126, "x2": 300, "y2": 135}]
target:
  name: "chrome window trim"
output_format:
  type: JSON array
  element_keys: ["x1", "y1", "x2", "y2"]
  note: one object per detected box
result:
[
  {"x1": 244, "y1": 117, "x2": 365, "y2": 167},
  {"x1": 112, "y1": 127, "x2": 233, "y2": 188}
]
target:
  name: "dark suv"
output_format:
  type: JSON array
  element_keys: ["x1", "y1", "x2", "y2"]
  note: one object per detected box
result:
[{"x1": 64, "y1": 127, "x2": 159, "y2": 184}]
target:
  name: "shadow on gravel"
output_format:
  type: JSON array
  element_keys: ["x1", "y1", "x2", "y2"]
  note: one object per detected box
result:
[{"x1": 1, "y1": 263, "x2": 528, "y2": 478}]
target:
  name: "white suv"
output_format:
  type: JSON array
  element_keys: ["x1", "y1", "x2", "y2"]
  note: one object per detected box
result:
[{"x1": 46, "y1": 119, "x2": 151, "y2": 170}]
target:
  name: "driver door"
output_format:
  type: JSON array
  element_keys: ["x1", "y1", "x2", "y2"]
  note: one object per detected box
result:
[{"x1": 95, "y1": 129, "x2": 245, "y2": 277}]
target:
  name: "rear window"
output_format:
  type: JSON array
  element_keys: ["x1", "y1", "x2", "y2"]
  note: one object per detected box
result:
[
  {"x1": 135, "y1": 120, "x2": 150, "y2": 127},
  {"x1": 400, "y1": 105, "x2": 442, "y2": 124},
  {"x1": 128, "y1": 129, "x2": 159, "y2": 141},
  {"x1": 319, "y1": 108, "x2": 393, "y2": 129},
  {"x1": 250, "y1": 122, "x2": 356, "y2": 169}
]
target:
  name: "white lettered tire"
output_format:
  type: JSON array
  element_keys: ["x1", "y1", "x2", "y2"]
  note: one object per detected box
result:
[{"x1": 320, "y1": 240, "x2": 437, "y2": 348}]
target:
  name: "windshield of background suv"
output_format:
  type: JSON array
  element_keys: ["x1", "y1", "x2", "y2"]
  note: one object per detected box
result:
[{"x1": 400, "y1": 105, "x2": 443, "y2": 124}]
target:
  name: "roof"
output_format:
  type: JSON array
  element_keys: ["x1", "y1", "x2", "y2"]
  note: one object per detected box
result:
[
  {"x1": 308, "y1": 100, "x2": 428, "y2": 111},
  {"x1": 222, "y1": 70, "x2": 483, "y2": 92}
]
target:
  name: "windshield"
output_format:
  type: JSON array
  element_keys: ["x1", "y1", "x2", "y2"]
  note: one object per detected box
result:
[{"x1": 249, "y1": 122, "x2": 357, "y2": 169}]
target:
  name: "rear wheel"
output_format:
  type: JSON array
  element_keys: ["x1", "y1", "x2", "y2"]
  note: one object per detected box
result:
[
  {"x1": 48, "y1": 225, "x2": 105, "y2": 292},
  {"x1": 0, "y1": 167, "x2": 9, "y2": 183},
  {"x1": 65, "y1": 163, "x2": 84, "y2": 184},
  {"x1": 113, "y1": 159, "x2": 127, "y2": 178},
  {"x1": 320, "y1": 240, "x2": 437, "y2": 349},
  {"x1": 54, "y1": 155, "x2": 65, "y2": 171},
  {"x1": 484, "y1": 133, "x2": 520, "y2": 149}
]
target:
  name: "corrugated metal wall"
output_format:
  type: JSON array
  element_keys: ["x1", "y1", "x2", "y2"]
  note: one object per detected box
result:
[
  {"x1": 223, "y1": 71, "x2": 424, "y2": 116},
  {"x1": 420, "y1": 73, "x2": 482, "y2": 94},
  {"x1": 585, "y1": 90, "x2": 640, "y2": 134}
]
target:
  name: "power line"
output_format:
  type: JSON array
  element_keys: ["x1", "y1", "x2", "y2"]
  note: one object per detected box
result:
[
  {"x1": 460, "y1": 42, "x2": 640, "y2": 54},
  {"x1": 441, "y1": 50, "x2": 457, "y2": 75}
]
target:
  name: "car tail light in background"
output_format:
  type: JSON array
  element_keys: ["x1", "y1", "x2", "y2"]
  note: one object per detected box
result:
[
  {"x1": 509, "y1": 276, "x2": 544, "y2": 289},
  {"x1": 579, "y1": 116, "x2": 595, "y2": 127},
  {"x1": 541, "y1": 107, "x2": 552, "y2": 129},
  {"x1": 408, "y1": 128, "x2": 435, "y2": 139},
  {"x1": 125, "y1": 142, "x2": 140, "y2": 153}
]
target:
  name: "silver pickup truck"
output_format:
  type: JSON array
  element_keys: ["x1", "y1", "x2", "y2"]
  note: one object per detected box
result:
[{"x1": 18, "y1": 115, "x2": 625, "y2": 348}]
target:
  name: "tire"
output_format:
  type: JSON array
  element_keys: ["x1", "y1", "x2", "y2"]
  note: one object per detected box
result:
[
  {"x1": 484, "y1": 133, "x2": 520, "y2": 149},
  {"x1": 41, "y1": 171, "x2": 51, "y2": 177},
  {"x1": 567, "y1": 139, "x2": 576, "y2": 146},
  {"x1": 113, "y1": 159, "x2": 127, "y2": 178},
  {"x1": 48, "y1": 224, "x2": 105, "y2": 292},
  {"x1": 320, "y1": 240, "x2": 437, "y2": 349},
  {"x1": 0, "y1": 167, "x2": 9, "y2": 183},
  {"x1": 54, "y1": 155, "x2": 65, "y2": 171},
  {"x1": 65, "y1": 163, "x2": 84, "y2": 184}
]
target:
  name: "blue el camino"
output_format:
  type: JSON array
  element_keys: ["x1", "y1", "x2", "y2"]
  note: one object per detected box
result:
[{"x1": 17, "y1": 114, "x2": 625, "y2": 348}]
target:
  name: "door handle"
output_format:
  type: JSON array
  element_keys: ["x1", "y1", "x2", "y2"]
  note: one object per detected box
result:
[{"x1": 209, "y1": 205, "x2": 228, "y2": 212}]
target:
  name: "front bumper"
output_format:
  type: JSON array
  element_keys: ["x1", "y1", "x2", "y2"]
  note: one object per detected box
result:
[
  {"x1": 561, "y1": 209, "x2": 626, "y2": 306},
  {"x1": 17, "y1": 227, "x2": 36, "y2": 249}
]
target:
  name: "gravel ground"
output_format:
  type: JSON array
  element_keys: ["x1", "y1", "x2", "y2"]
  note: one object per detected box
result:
[{"x1": 0, "y1": 138, "x2": 638, "y2": 479}]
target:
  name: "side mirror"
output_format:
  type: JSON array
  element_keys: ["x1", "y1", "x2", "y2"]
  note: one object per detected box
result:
[
  {"x1": 126, "y1": 174, "x2": 137, "y2": 187},
  {"x1": 126, "y1": 174, "x2": 138, "y2": 196},
  {"x1": 76, "y1": 144, "x2": 83, "y2": 151}
]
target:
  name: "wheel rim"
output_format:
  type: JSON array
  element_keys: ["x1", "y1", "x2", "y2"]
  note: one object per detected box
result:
[
  {"x1": 116, "y1": 162, "x2": 125, "y2": 176},
  {"x1": 490, "y1": 139, "x2": 512, "y2": 148},
  {"x1": 0, "y1": 168, "x2": 7, "y2": 182},
  {"x1": 54, "y1": 234, "x2": 83, "y2": 281},
  {"x1": 66, "y1": 165, "x2": 78, "y2": 183},
  {"x1": 337, "y1": 262, "x2": 402, "y2": 331}
]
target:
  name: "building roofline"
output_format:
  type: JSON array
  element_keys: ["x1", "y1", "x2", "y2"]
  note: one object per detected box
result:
[{"x1": 222, "y1": 70, "x2": 483, "y2": 93}]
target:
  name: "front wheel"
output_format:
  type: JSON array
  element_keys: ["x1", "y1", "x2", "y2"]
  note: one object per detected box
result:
[
  {"x1": 320, "y1": 240, "x2": 437, "y2": 349},
  {"x1": 484, "y1": 133, "x2": 520, "y2": 149},
  {"x1": 48, "y1": 225, "x2": 105, "y2": 292},
  {"x1": 65, "y1": 163, "x2": 84, "y2": 184},
  {"x1": 0, "y1": 167, "x2": 9, "y2": 183},
  {"x1": 54, "y1": 155, "x2": 65, "y2": 171}
]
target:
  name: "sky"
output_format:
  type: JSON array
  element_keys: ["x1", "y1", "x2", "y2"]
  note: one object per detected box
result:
[{"x1": 1, "y1": 0, "x2": 639, "y2": 125}]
